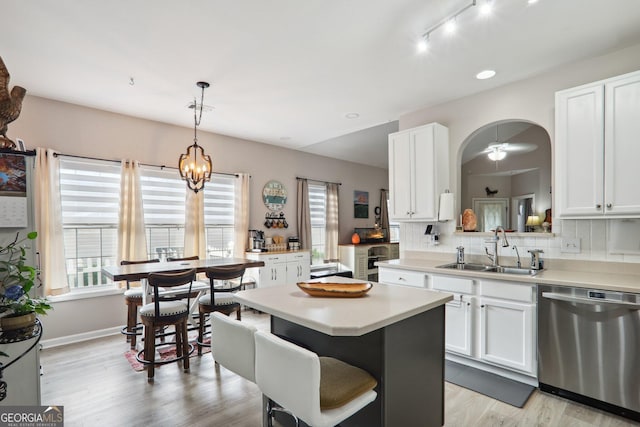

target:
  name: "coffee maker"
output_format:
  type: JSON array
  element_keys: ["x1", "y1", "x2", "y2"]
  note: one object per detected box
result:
[{"x1": 248, "y1": 229, "x2": 265, "y2": 251}]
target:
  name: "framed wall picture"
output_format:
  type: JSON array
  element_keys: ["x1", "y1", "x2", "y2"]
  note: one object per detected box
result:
[
  {"x1": 0, "y1": 153, "x2": 28, "y2": 227},
  {"x1": 354, "y1": 190, "x2": 369, "y2": 218}
]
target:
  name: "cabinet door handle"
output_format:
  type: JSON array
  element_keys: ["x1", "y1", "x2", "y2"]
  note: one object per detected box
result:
[
  {"x1": 481, "y1": 304, "x2": 485, "y2": 308},
  {"x1": 596, "y1": 204, "x2": 602, "y2": 209},
  {"x1": 606, "y1": 203, "x2": 612, "y2": 209}
]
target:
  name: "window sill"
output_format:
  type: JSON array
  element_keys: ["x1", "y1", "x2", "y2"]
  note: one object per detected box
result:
[{"x1": 48, "y1": 288, "x2": 124, "y2": 303}]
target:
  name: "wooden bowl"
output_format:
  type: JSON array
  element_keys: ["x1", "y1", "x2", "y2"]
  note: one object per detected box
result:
[{"x1": 296, "y1": 281, "x2": 373, "y2": 298}]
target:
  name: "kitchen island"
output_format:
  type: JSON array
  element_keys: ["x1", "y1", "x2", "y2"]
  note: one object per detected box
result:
[{"x1": 235, "y1": 277, "x2": 452, "y2": 427}]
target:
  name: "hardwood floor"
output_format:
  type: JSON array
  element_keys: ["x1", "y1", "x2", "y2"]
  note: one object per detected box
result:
[{"x1": 40, "y1": 311, "x2": 638, "y2": 427}]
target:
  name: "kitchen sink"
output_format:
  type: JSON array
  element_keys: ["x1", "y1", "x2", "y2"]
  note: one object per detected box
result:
[
  {"x1": 436, "y1": 263, "x2": 540, "y2": 276},
  {"x1": 436, "y1": 263, "x2": 497, "y2": 272}
]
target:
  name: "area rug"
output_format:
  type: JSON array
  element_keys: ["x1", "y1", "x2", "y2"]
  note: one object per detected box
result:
[
  {"x1": 124, "y1": 337, "x2": 211, "y2": 372},
  {"x1": 444, "y1": 360, "x2": 535, "y2": 408}
]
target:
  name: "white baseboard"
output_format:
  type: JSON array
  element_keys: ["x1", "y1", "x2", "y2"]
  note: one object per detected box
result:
[{"x1": 41, "y1": 326, "x2": 122, "y2": 349}]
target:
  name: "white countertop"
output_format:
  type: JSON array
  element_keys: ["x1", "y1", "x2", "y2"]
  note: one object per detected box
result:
[
  {"x1": 234, "y1": 277, "x2": 452, "y2": 336},
  {"x1": 377, "y1": 258, "x2": 640, "y2": 294}
]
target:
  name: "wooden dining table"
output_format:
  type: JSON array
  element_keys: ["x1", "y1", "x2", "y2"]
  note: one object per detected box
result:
[
  {"x1": 101, "y1": 257, "x2": 265, "y2": 282},
  {"x1": 102, "y1": 257, "x2": 266, "y2": 320}
]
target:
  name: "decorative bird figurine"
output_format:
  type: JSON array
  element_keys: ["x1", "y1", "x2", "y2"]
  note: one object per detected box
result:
[
  {"x1": 485, "y1": 186, "x2": 498, "y2": 197},
  {"x1": 0, "y1": 56, "x2": 27, "y2": 149}
]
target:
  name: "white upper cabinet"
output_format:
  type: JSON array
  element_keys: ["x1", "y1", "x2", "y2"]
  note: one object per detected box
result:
[
  {"x1": 388, "y1": 123, "x2": 449, "y2": 221},
  {"x1": 555, "y1": 70, "x2": 640, "y2": 218}
]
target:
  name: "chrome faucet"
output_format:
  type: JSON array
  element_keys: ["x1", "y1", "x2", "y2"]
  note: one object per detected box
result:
[
  {"x1": 456, "y1": 246, "x2": 465, "y2": 264},
  {"x1": 485, "y1": 226, "x2": 510, "y2": 267},
  {"x1": 512, "y1": 245, "x2": 521, "y2": 268}
]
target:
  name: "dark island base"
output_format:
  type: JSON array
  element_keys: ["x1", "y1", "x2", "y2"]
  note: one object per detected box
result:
[{"x1": 266, "y1": 305, "x2": 445, "y2": 427}]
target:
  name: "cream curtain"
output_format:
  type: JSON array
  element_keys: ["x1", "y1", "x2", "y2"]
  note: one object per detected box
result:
[
  {"x1": 380, "y1": 189, "x2": 390, "y2": 237},
  {"x1": 324, "y1": 183, "x2": 339, "y2": 262},
  {"x1": 296, "y1": 179, "x2": 311, "y2": 251},
  {"x1": 34, "y1": 148, "x2": 69, "y2": 296},
  {"x1": 184, "y1": 189, "x2": 206, "y2": 259},
  {"x1": 233, "y1": 173, "x2": 250, "y2": 258},
  {"x1": 117, "y1": 160, "x2": 148, "y2": 265}
]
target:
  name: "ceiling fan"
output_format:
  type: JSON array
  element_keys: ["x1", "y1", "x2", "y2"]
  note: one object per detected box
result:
[{"x1": 480, "y1": 125, "x2": 536, "y2": 161}]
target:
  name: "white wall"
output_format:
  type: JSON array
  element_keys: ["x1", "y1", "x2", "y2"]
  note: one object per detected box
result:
[
  {"x1": 398, "y1": 42, "x2": 640, "y2": 264},
  {"x1": 11, "y1": 96, "x2": 388, "y2": 342}
]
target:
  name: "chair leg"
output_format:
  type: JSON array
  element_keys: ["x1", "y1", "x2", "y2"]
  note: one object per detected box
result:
[
  {"x1": 198, "y1": 312, "x2": 206, "y2": 356},
  {"x1": 127, "y1": 302, "x2": 139, "y2": 349},
  {"x1": 181, "y1": 320, "x2": 190, "y2": 372},
  {"x1": 144, "y1": 323, "x2": 155, "y2": 381},
  {"x1": 236, "y1": 306, "x2": 241, "y2": 321},
  {"x1": 175, "y1": 324, "x2": 183, "y2": 359}
]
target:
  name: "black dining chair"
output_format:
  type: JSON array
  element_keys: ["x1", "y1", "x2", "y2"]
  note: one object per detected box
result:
[
  {"x1": 198, "y1": 265, "x2": 246, "y2": 355},
  {"x1": 120, "y1": 258, "x2": 160, "y2": 349},
  {"x1": 137, "y1": 268, "x2": 196, "y2": 382}
]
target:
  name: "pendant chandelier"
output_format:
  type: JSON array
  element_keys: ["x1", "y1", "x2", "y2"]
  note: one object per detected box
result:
[{"x1": 179, "y1": 81, "x2": 213, "y2": 193}]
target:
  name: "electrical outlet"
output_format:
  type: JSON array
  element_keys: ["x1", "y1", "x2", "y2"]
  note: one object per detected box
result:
[{"x1": 561, "y1": 238, "x2": 581, "y2": 253}]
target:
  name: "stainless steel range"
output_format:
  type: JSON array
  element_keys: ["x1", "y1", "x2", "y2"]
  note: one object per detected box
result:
[{"x1": 538, "y1": 284, "x2": 640, "y2": 422}]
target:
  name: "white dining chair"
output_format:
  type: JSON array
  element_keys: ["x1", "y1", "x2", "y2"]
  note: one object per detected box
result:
[
  {"x1": 210, "y1": 311, "x2": 257, "y2": 382},
  {"x1": 254, "y1": 330, "x2": 378, "y2": 427}
]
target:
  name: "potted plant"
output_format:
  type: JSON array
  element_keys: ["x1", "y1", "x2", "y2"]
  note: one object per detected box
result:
[{"x1": 0, "y1": 231, "x2": 52, "y2": 335}]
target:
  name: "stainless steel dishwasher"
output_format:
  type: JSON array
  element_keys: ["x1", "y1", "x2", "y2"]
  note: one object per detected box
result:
[{"x1": 538, "y1": 284, "x2": 640, "y2": 422}]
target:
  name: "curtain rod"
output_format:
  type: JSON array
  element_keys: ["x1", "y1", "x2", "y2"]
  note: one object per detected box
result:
[
  {"x1": 296, "y1": 176, "x2": 342, "y2": 186},
  {"x1": 52, "y1": 152, "x2": 243, "y2": 178}
]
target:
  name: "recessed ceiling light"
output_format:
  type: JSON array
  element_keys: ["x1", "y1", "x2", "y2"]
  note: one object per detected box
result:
[
  {"x1": 345, "y1": 113, "x2": 360, "y2": 119},
  {"x1": 528, "y1": 0, "x2": 539, "y2": 4},
  {"x1": 476, "y1": 70, "x2": 496, "y2": 80}
]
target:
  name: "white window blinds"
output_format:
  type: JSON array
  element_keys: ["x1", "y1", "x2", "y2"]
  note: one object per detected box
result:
[
  {"x1": 59, "y1": 158, "x2": 121, "y2": 225},
  {"x1": 204, "y1": 174, "x2": 235, "y2": 225},
  {"x1": 139, "y1": 167, "x2": 186, "y2": 225}
]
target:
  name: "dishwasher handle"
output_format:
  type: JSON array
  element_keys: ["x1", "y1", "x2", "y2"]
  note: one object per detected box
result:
[{"x1": 541, "y1": 292, "x2": 640, "y2": 309}]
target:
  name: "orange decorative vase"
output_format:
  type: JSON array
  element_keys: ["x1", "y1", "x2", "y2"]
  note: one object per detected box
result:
[{"x1": 351, "y1": 233, "x2": 361, "y2": 244}]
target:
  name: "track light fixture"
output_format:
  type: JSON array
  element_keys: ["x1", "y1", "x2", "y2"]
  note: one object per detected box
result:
[{"x1": 417, "y1": 0, "x2": 480, "y2": 52}]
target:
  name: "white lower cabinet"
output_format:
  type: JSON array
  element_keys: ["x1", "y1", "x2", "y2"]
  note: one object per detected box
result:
[
  {"x1": 432, "y1": 275, "x2": 475, "y2": 357},
  {"x1": 430, "y1": 274, "x2": 537, "y2": 377},
  {"x1": 286, "y1": 252, "x2": 311, "y2": 284},
  {"x1": 479, "y1": 297, "x2": 534, "y2": 373},
  {"x1": 246, "y1": 251, "x2": 310, "y2": 287},
  {"x1": 444, "y1": 293, "x2": 474, "y2": 357}
]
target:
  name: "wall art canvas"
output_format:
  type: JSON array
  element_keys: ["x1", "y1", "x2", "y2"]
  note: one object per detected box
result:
[{"x1": 354, "y1": 190, "x2": 369, "y2": 218}]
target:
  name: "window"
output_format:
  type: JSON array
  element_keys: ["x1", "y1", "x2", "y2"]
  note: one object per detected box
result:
[
  {"x1": 140, "y1": 167, "x2": 236, "y2": 260},
  {"x1": 60, "y1": 158, "x2": 121, "y2": 289},
  {"x1": 140, "y1": 166, "x2": 187, "y2": 260},
  {"x1": 204, "y1": 175, "x2": 236, "y2": 258},
  {"x1": 60, "y1": 158, "x2": 236, "y2": 291},
  {"x1": 308, "y1": 184, "x2": 326, "y2": 266}
]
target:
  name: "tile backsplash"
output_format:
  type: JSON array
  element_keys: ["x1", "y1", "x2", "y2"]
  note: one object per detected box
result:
[{"x1": 400, "y1": 219, "x2": 640, "y2": 264}]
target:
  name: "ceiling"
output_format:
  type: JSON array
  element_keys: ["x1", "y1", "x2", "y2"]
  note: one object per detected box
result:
[{"x1": 3, "y1": 1, "x2": 640, "y2": 169}]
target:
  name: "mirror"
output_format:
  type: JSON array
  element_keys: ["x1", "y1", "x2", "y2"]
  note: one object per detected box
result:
[
  {"x1": 263, "y1": 180, "x2": 287, "y2": 211},
  {"x1": 460, "y1": 120, "x2": 551, "y2": 232}
]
